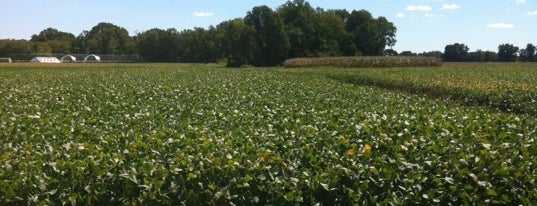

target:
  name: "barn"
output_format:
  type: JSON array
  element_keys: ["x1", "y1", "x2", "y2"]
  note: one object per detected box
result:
[{"x1": 31, "y1": 57, "x2": 61, "y2": 63}]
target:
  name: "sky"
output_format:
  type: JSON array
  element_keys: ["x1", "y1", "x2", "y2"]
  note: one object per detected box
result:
[{"x1": 0, "y1": 0, "x2": 536, "y2": 53}]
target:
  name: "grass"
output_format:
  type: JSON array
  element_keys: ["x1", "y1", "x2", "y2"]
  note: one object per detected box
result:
[{"x1": 1, "y1": 63, "x2": 536, "y2": 205}]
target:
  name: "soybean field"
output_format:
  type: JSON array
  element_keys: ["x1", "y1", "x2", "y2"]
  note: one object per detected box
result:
[{"x1": 1, "y1": 63, "x2": 536, "y2": 205}]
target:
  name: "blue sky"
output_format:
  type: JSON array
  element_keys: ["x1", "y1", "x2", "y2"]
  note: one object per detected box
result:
[{"x1": 1, "y1": 0, "x2": 535, "y2": 52}]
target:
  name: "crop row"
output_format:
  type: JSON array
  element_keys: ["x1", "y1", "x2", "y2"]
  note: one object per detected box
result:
[
  {"x1": 321, "y1": 63, "x2": 537, "y2": 115},
  {"x1": 1, "y1": 64, "x2": 536, "y2": 205},
  {"x1": 283, "y1": 56, "x2": 441, "y2": 68}
]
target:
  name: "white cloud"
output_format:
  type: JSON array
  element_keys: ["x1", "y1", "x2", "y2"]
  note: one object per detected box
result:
[
  {"x1": 193, "y1": 11, "x2": 214, "y2": 17},
  {"x1": 528, "y1": 10, "x2": 537, "y2": 16},
  {"x1": 422, "y1": 0, "x2": 442, "y2": 2},
  {"x1": 442, "y1": 4, "x2": 461, "y2": 10},
  {"x1": 516, "y1": 0, "x2": 526, "y2": 3},
  {"x1": 406, "y1": 5, "x2": 432, "y2": 12},
  {"x1": 396, "y1": 12, "x2": 406, "y2": 18},
  {"x1": 487, "y1": 23, "x2": 515, "y2": 29}
]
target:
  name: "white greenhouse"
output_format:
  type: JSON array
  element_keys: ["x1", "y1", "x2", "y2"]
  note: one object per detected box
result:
[{"x1": 31, "y1": 57, "x2": 61, "y2": 63}]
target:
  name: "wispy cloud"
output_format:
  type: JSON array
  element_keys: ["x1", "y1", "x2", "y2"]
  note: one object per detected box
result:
[
  {"x1": 396, "y1": 12, "x2": 406, "y2": 18},
  {"x1": 442, "y1": 4, "x2": 461, "y2": 10},
  {"x1": 406, "y1": 5, "x2": 432, "y2": 12},
  {"x1": 487, "y1": 23, "x2": 515, "y2": 29},
  {"x1": 422, "y1": 0, "x2": 442, "y2": 2},
  {"x1": 516, "y1": 0, "x2": 526, "y2": 3},
  {"x1": 193, "y1": 11, "x2": 214, "y2": 17},
  {"x1": 528, "y1": 10, "x2": 537, "y2": 16}
]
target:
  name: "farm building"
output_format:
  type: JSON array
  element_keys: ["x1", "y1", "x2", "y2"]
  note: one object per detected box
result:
[
  {"x1": 84, "y1": 54, "x2": 101, "y2": 63},
  {"x1": 31, "y1": 57, "x2": 61, "y2": 63},
  {"x1": 60, "y1": 55, "x2": 77, "y2": 63}
]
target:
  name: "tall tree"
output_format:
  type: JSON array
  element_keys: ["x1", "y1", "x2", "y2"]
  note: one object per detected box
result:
[
  {"x1": 346, "y1": 10, "x2": 374, "y2": 55},
  {"x1": 245, "y1": 5, "x2": 290, "y2": 66},
  {"x1": 328, "y1": 9, "x2": 356, "y2": 56},
  {"x1": 498, "y1": 43, "x2": 519, "y2": 62},
  {"x1": 215, "y1": 19, "x2": 255, "y2": 67},
  {"x1": 136, "y1": 28, "x2": 179, "y2": 62},
  {"x1": 277, "y1": 0, "x2": 320, "y2": 57},
  {"x1": 85, "y1": 22, "x2": 135, "y2": 54},
  {"x1": 317, "y1": 10, "x2": 348, "y2": 56},
  {"x1": 443, "y1": 43, "x2": 469, "y2": 61},
  {"x1": 520, "y1": 43, "x2": 535, "y2": 62},
  {"x1": 177, "y1": 27, "x2": 217, "y2": 63},
  {"x1": 0, "y1": 40, "x2": 33, "y2": 56},
  {"x1": 31, "y1": 28, "x2": 76, "y2": 53},
  {"x1": 345, "y1": 10, "x2": 396, "y2": 56},
  {"x1": 374, "y1": 17, "x2": 397, "y2": 55}
]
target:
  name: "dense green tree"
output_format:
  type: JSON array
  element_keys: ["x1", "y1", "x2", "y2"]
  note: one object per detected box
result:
[
  {"x1": 346, "y1": 10, "x2": 375, "y2": 55},
  {"x1": 85, "y1": 22, "x2": 135, "y2": 54},
  {"x1": 245, "y1": 5, "x2": 290, "y2": 66},
  {"x1": 0, "y1": 40, "x2": 33, "y2": 55},
  {"x1": 71, "y1": 31, "x2": 89, "y2": 54},
  {"x1": 317, "y1": 10, "x2": 348, "y2": 56},
  {"x1": 277, "y1": 0, "x2": 320, "y2": 57},
  {"x1": 399, "y1": 51, "x2": 417, "y2": 56},
  {"x1": 31, "y1": 28, "x2": 76, "y2": 53},
  {"x1": 384, "y1": 49, "x2": 398, "y2": 56},
  {"x1": 136, "y1": 28, "x2": 179, "y2": 62},
  {"x1": 498, "y1": 43, "x2": 519, "y2": 62},
  {"x1": 32, "y1": 42, "x2": 53, "y2": 54},
  {"x1": 3, "y1": 1, "x2": 403, "y2": 63},
  {"x1": 346, "y1": 10, "x2": 396, "y2": 55},
  {"x1": 419, "y1": 51, "x2": 442, "y2": 59},
  {"x1": 31, "y1": 28, "x2": 75, "y2": 42},
  {"x1": 177, "y1": 27, "x2": 218, "y2": 63},
  {"x1": 466, "y1": 50, "x2": 498, "y2": 62},
  {"x1": 374, "y1": 17, "x2": 397, "y2": 55},
  {"x1": 519, "y1": 43, "x2": 535, "y2": 62},
  {"x1": 215, "y1": 19, "x2": 255, "y2": 67},
  {"x1": 443, "y1": 43, "x2": 469, "y2": 61}
]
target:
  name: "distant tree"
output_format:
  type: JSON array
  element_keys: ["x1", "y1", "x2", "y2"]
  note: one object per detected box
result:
[
  {"x1": 245, "y1": 5, "x2": 290, "y2": 66},
  {"x1": 519, "y1": 43, "x2": 535, "y2": 62},
  {"x1": 316, "y1": 10, "x2": 349, "y2": 56},
  {"x1": 32, "y1": 42, "x2": 53, "y2": 54},
  {"x1": 419, "y1": 51, "x2": 442, "y2": 59},
  {"x1": 31, "y1": 28, "x2": 76, "y2": 53},
  {"x1": 399, "y1": 51, "x2": 417, "y2": 56},
  {"x1": 465, "y1": 50, "x2": 498, "y2": 62},
  {"x1": 481, "y1": 50, "x2": 498, "y2": 62},
  {"x1": 215, "y1": 19, "x2": 255, "y2": 67},
  {"x1": 0, "y1": 40, "x2": 33, "y2": 55},
  {"x1": 498, "y1": 43, "x2": 519, "y2": 62},
  {"x1": 31, "y1": 28, "x2": 75, "y2": 42},
  {"x1": 327, "y1": 9, "x2": 356, "y2": 56},
  {"x1": 85, "y1": 22, "x2": 135, "y2": 54},
  {"x1": 346, "y1": 10, "x2": 396, "y2": 56},
  {"x1": 330, "y1": 9, "x2": 351, "y2": 23},
  {"x1": 71, "y1": 31, "x2": 89, "y2": 54},
  {"x1": 346, "y1": 10, "x2": 375, "y2": 55},
  {"x1": 277, "y1": 0, "x2": 320, "y2": 57},
  {"x1": 374, "y1": 17, "x2": 397, "y2": 54},
  {"x1": 443, "y1": 43, "x2": 469, "y2": 61},
  {"x1": 177, "y1": 27, "x2": 217, "y2": 63},
  {"x1": 384, "y1": 49, "x2": 398, "y2": 56},
  {"x1": 136, "y1": 28, "x2": 179, "y2": 62}
]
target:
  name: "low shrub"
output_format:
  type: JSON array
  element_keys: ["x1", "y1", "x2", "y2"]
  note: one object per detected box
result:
[{"x1": 284, "y1": 56, "x2": 441, "y2": 68}]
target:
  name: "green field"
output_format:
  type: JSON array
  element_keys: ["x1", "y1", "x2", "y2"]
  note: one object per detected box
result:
[{"x1": 1, "y1": 63, "x2": 536, "y2": 205}]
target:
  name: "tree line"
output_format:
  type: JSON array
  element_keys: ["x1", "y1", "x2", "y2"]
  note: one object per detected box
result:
[
  {"x1": 0, "y1": 0, "x2": 397, "y2": 66},
  {"x1": 394, "y1": 43, "x2": 536, "y2": 62}
]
